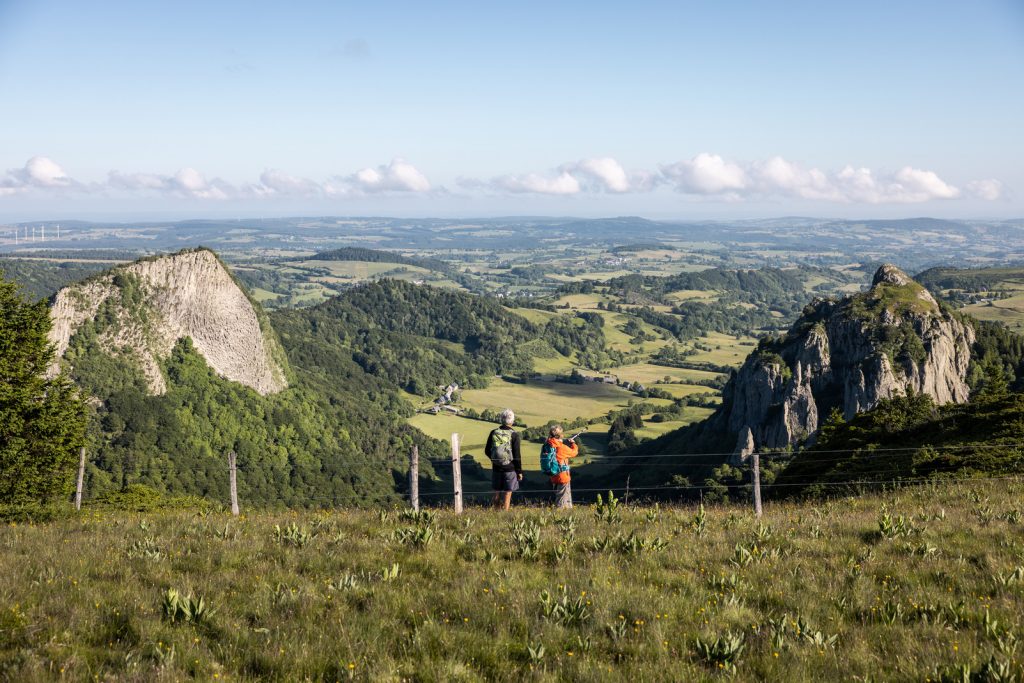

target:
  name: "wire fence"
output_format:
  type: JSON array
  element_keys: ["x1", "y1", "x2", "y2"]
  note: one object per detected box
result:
[{"x1": 75, "y1": 436, "x2": 1024, "y2": 514}]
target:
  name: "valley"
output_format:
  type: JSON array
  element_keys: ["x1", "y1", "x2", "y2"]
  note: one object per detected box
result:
[{"x1": 2, "y1": 217, "x2": 1024, "y2": 511}]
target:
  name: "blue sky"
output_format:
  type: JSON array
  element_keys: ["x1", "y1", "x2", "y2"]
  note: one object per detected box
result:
[{"x1": 1, "y1": 0, "x2": 1022, "y2": 220}]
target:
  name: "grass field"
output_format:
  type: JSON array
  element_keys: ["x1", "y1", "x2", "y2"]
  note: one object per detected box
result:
[
  {"x1": 408, "y1": 413, "x2": 511, "y2": 467},
  {"x1": 684, "y1": 332, "x2": 759, "y2": 366},
  {"x1": 288, "y1": 260, "x2": 431, "y2": 279},
  {"x1": 634, "y1": 407, "x2": 716, "y2": 440},
  {"x1": 511, "y1": 307, "x2": 560, "y2": 325},
  {"x1": 610, "y1": 363, "x2": 723, "y2": 385},
  {"x1": 3, "y1": 480, "x2": 1023, "y2": 681},
  {"x1": 531, "y1": 353, "x2": 577, "y2": 375},
  {"x1": 552, "y1": 293, "x2": 607, "y2": 310},
  {"x1": 459, "y1": 378, "x2": 639, "y2": 427},
  {"x1": 963, "y1": 294, "x2": 1024, "y2": 332},
  {"x1": 649, "y1": 383, "x2": 716, "y2": 399}
]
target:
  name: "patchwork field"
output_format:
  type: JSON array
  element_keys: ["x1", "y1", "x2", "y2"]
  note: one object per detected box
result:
[
  {"x1": 3, "y1": 480, "x2": 1022, "y2": 681},
  {"x1": 963, "y1": 294, "x2": 1024, "y2": 332},
  {"x1": 684, "y1": 332, "x2": 759, "y2": 366},
  {"x1": 610, "y1": 363, "x2": 722, "y2": 385},
  {"x1": 458, "y1": 378, "x2": 640, "y2": 427}
]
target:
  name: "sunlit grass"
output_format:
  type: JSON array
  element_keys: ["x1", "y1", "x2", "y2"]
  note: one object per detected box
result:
[{"x1": 3, "y1": 480, "x2": 1024, "y2": 681}]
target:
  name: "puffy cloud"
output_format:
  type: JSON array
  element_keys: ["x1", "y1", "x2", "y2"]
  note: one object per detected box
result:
[
  {"x1": 486, "y1": 157, "x2": 648, "y2": 195},
  {"x1": 0, "y1": 156, "x2": 75, "y2": 195},
  {"x1": 22, "y1": 156, "x2": 72, "y2": 187},
  {"x1": 658, "y1": 154, "x2": 969, "y2": 204},
  {"x1": 250, "y1": 169, "x2": 322, "y2": 197},
  {"x1": 107, "y1": 159, "x2": 432, "y2": 199},
  {"x1": 327, "y1": 158, "x2": 431, "y2": 195},
  {"x1": 966, "y1": 178, "x2": 1005, "y2": 201},
  {"x1": 567, "y1": 157, "x2": 631, "y2": 193},
  {"x1": 0, "y1": 154, "x2": 1006, "y2": 206},
  {"x1": 661, "y1": 153, "x2": 748, "y2": 194},
  {"x1": 108, "y1": 167, "x2": 234, "y2": 199},
  {"x1": 826, "y1": 165, "x2": 961, "y2": 203}
]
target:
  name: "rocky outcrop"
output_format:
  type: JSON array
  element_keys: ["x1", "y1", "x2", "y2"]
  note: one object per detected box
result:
[
  {"x1": 49, "y1": 249, "x2": 288, "y2": 395},
  {"x1": 722, "y1": 264, "x2": 973, "y2": 460}
]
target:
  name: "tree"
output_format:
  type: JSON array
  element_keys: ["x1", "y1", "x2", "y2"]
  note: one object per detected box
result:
[
  {"x1": 973, "y1": 359, "x2": 1009, "y2": 402},
  {"x1": 0, "y1": 274, "x2": 88, "y2": 506}
]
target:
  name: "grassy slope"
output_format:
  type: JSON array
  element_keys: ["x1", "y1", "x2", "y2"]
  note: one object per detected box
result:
[
  {"x1": 963, "y1": 293, "x2": 1024, "y2": 332},
  {"x1": 3, "y1": 480, "x2": 1024, "y2": 681}
]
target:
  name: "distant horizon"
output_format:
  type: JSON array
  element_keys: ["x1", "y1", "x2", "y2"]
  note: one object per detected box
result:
[{"x1": 0, "y1": 211, "x2": 1022, "y2": 227}]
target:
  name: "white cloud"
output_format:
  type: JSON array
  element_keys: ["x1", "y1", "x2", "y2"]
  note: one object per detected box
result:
[
  {"x1": 108, "y1": 167, "x2": 234, "y2": 199},
  {"x1": 0, "y1": 156, "x2": 75, "y2": 195},
  {"x1": 661, "y1": 153, "x2": 748, "y2": 194},
  {"x1": 657, "y1": 154, "x2": 970, "y2": 204},
  {"x1": 0, "y1": 154, "x2": 1006, "y2": 206},
  {"x1": 22, "y1": 156, "x2": 72, "y2": 187},
  {"x1": 966, "y1": 178, "x2": 1005, "y2": 201},
  {"x1": 748, "y1": 156, "x2": 841, "y2": 201},
  {"x1": 567, "y1": 158, "x2": 631, "y2": 193},
  {"x1": 487, "y1": 157, "x2": 650, "y2": 195},
  {"x1": 251, "y1": 169, "x2": 322, "y2": 197},
  {"x1": 493, "y1": 171, "x2": 581, "y2": 195},
  {"x1": 327, "y1": 158, "x2": 431, "y2": 195}
]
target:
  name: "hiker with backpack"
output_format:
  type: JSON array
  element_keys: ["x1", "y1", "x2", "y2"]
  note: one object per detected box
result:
[
  {"x1": 485, "y1": 408, "x2": 522, "y2": 510},
  {"x1": 540, "y1": 424, "x2": 579, "y2": 509}
]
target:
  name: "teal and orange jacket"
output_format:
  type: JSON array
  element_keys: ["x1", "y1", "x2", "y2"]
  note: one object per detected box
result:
[{"x1": 547, "y1": 437, "x2": 579, "y2": 485}]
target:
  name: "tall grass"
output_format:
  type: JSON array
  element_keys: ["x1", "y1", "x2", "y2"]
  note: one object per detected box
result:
[{"x1": 2, "y1": 481, "x2": 1023, "y2": 681}]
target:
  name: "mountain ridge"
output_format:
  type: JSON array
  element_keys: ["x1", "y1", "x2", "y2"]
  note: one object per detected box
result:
[{"x1": 49, "y1": 248, "x2": 289, "y2": 396}]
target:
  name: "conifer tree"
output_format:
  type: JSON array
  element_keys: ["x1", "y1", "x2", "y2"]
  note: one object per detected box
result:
[{"x1": 0, "y1": 275, "x2": 87, "y2": 505}]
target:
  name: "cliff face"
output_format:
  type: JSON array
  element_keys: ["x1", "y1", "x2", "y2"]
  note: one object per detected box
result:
[
  {"x1": 720, "y1": 264, "x2": 973, "y2": 459},
  {"x1": 49, "y1": 249, "x2": 288, "y2": 396}
]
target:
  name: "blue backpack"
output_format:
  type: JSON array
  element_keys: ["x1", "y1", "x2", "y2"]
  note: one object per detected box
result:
[{"x1": 540, "y1": 442, "x2": 566, "y2": 477}]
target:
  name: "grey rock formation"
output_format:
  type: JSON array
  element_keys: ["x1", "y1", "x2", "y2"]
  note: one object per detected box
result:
[
  {"x1": 722, "y1": 264, "x2": 974, "y2": 456},
  {"x1": 49, "y1": 249, "x2": 288, "y2": 395}
]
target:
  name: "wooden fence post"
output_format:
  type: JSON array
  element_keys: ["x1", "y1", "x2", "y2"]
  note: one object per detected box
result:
[
  {"x1": 752, "y1": 451, "x2": 763, "y2": 519},
  {"x1": 228, "y1": 450, "x2": 240, "y2": 516},
  {"x1": 451, "y1": 433, "x2": 463, "y2": 514},
  {"x1": 409, "y1": 445, "x2": 420, "y2": 512},
  {"x1": 74, "y1": 447, "x2": 86, "y2": 511}
]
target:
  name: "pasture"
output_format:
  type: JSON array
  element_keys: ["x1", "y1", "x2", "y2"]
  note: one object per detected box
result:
[
  {"x1": 2, "y1": 480, "x2": 1022, "y2": 681},
  {"x1": 458, "y1": 378, "x2": 641, "y2": 428}
]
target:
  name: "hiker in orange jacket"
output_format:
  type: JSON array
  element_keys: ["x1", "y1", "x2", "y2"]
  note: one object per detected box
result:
[{"x1": 546, "y1": 424, "x2": 579, "y2": 509}]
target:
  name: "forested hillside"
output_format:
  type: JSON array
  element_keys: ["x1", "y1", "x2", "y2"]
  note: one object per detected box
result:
[
  {"x1": 0, "y1": 258, "x2": 110, "y2": 300},
  {"x1": 51, "y1": 259, "x2": 453, "y2": 508},
  {"x1": 309, "y1": 246, "x2": 450, "y2": 272},
  {"x1": 772, "y1": 383, "x2": 1024, "y2": 496},
  {"x1": 607, "y1": 269, "x2": 1024, "y2": 498}
]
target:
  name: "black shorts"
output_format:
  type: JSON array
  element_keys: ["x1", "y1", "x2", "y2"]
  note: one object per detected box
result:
[{"x1": 492, "y1": 469, "x2": 520, "y2": 492}]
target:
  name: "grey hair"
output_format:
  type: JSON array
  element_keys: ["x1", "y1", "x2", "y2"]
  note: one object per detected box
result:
[{"x1": 499, "y1": 408, "x2": 515, "y2": 426}]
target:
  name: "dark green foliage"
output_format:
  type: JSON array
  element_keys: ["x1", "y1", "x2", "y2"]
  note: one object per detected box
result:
[
  {"x1": 607, "y1": 411, "x2": 644, "y2": 454},
  {"x1": 0, "y1": 274, "x2": 88, "y2": 506},
  {"x1": 308, "y1": 247, "x2": 450, "y2": 272},
  {"x1": 774, "y1": 390, "x2": 1024, "y2": 495},
  {"x1": 62, "y1": 269, "x2": 456, "y2": 508},
  {"x1": 917, "y1": 266, "x2": 1024, "y2": 297},
  {"x1": 78, "y1": 338, "x2": 423, "y2": 508},
  {"x1": 0, "y1": 259, "x2": 110, "y2": 301},
  {"x1": 965, "y1": 317, "x2": 1024, "y2": 390},
  {"x1": 274, "y1": 279, "x2": 540, "y2": 393}
]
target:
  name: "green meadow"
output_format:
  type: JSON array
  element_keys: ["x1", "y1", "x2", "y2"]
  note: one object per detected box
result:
[{"x1": 3, "y1": 480, "x2": 1023, "y2": 681}]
